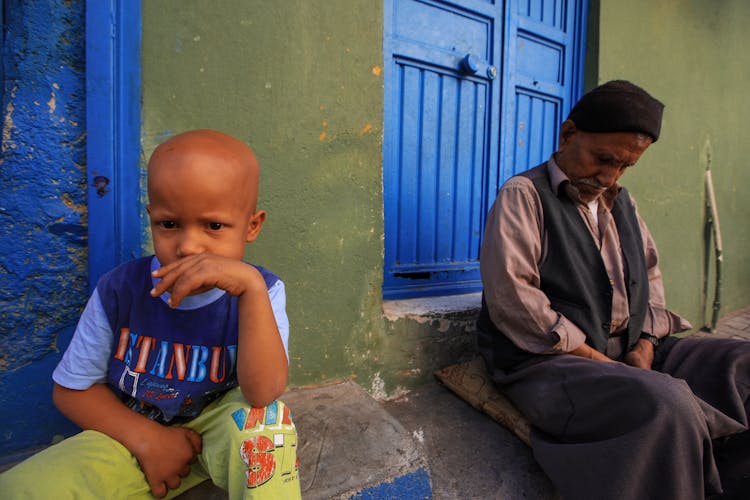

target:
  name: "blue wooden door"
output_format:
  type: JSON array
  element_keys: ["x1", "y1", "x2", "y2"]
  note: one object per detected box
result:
[
  {"x1": 501, "y1": 0, "x2": 588, "y2": 180},
  {"x1": 383, "y1": 0, "x2": 500, "y2": 299},
  {"x1": 383, "y1": 0, "x2": 587, "y2": 299}
]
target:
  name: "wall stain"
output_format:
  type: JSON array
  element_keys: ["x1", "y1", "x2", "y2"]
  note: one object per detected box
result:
[
  {"x1": 3, "y1": 91, "x2": 16, "y2": 146},
  {"x1": 358, "y1": 123, "x2": 372, "y2": 136},
  {"x1": 47, "y1": 91, "x2": 57, "y2": 114}
]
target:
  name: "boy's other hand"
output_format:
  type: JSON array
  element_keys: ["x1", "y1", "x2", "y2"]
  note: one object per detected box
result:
[
  {"x1": 151, "y1": 254, "x2": 265, "y2": 308},
  {"x1": 134, "y1": 425, "x2": 202, "y2": 498}
]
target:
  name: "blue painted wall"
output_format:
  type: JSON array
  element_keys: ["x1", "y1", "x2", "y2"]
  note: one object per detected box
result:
[{"x1": 0, "y1": 0, "x2": 86, "y2": 457}]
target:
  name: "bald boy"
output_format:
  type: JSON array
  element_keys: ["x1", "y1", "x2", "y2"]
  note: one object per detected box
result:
[{"x1": 0, "y1": 130, "x2": 302, "y2": 500}]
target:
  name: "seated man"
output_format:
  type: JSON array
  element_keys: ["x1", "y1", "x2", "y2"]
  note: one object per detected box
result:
[{"x1": 477, "y1": 80, "x2": 749, "y2": 500}]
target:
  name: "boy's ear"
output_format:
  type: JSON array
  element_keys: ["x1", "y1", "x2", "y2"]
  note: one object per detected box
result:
[{"x1": 246, "y1": 210, "x2": 266, "y2": 243}]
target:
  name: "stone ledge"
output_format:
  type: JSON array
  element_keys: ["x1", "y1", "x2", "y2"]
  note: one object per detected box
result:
[{"x1": 383, "y1": 292, "x2": 481, "y2": 322}]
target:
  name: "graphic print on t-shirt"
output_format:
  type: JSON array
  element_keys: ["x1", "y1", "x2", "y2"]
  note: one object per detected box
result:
[{"x1": 110, "y1": 326, "x2": 239, "y2": 422}]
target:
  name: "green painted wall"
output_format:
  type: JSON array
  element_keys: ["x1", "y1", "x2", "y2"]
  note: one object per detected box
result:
[
  {"x1": 594, "y1": 0, "x2": 750, "y2": 330},
  {"x1": 142, "y1": 1, "x2": 750, "y2": 397},
  {"x1": 142, "y1": 0, "x2": 470, "y2": 396}
]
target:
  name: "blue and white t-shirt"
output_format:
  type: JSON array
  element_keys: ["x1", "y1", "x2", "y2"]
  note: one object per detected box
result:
[{"x1": 53, "y1": 256, "x2": 289, "y2": 423}]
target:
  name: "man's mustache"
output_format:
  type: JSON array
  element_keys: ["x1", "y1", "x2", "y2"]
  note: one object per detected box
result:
[{"x1": 575, "y1": 177, "x2": 606, "y2": 190}]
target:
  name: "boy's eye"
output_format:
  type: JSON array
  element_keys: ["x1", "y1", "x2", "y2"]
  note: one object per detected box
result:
[
  {"x1": 159, "y1": 221, "x2": 177, "y2": 229},
  {"x1": 208, "y1": 222, "x2": 224, "y2": 230}
]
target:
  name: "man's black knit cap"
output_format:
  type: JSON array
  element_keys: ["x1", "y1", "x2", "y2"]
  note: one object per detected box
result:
[{"x1": 567, "y1": 80, "x2": 665, "y2": 142}]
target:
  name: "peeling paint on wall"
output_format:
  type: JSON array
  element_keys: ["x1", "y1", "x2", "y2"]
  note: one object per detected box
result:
[
  {"x1": 0, "y1": 0, "x2": 87, "y2": 454},
  {"x1": 1, "y1": 0, "x2": 87, "y2": 369}
]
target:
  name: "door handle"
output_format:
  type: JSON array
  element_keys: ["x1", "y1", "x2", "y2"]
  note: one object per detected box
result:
[
  {"x1": 459, "y1": 54, "x2": 479, "y2": 74},
  {"x1": 459, "y1": 54, "x2": 497, "y2": 80}
]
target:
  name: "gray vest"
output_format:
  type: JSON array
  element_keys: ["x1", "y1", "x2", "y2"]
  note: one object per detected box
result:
[{"x1": 478, "y1": 162, "x2": 649, "y2": 370}]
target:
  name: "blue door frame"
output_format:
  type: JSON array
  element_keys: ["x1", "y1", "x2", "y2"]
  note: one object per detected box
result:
[
  {"x1": 86, "y1": 0, "x2": 143, "y2": 291},
  {"x1": 0, "y1": 0, "x2": 142, "y2": 460}
]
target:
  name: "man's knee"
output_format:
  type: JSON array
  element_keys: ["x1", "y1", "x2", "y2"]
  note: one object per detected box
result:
[
  {"x1": 548, "y1": 362, "x2": 706, "y2": 439},
  {"x1": 622, "y1": 369, "x2": 697, "y2": 413}
]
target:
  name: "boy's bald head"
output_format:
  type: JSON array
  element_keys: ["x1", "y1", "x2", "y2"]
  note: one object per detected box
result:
[{"x1": 148, "y1": 129, "x2": 260, "y2": 213}]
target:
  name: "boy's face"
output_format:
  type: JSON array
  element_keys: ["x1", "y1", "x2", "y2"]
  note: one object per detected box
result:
[{"x1": 147, "y1": 130, "x2": 265, "y2": 268}]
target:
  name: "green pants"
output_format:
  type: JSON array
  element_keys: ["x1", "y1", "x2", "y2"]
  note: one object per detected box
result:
[{"x1": 0, "y1": 388, "x2": 301, "y2": 499}]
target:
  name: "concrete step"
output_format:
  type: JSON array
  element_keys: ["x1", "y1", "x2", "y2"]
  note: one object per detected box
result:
[
  {"x1": 180, "y1": 379, "x2": 558, "y2": 500},
  {"x1": 179, "y1": 380, "x2": 432, "y2": 499},
  {"x1": 287, "y1": 380, "x2": 432, "y2": 499}
]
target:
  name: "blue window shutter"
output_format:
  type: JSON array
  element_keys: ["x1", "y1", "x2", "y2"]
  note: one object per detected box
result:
[
  {"x1": 384, "y1": 0, "x2": 497, "y2": 299},
  {"x1": 500, "y1": 0, "x2": 588, "y2": 181},
  {"x1": 384, "y1": 0, "x2": 587, "y2": 299}
]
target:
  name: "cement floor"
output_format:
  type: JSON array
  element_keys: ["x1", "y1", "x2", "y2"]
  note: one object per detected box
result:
[{"x1": 383, "y1": 382, "x2": 559, "y2": 500}]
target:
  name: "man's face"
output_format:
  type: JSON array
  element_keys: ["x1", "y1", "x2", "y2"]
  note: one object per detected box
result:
[{"x1": 555, "y1": 121, "x2": 653, "y2": 202}]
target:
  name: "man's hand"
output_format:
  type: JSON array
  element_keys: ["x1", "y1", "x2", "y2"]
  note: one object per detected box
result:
[
  {"x1": 151, "y1": 254, "x2": 264, "y2": 308},
  {"x1": 570, "y1": 343, "x2": 617, "y2": 363},
  {"x1": 624, "y1": 338, "x2": 655, "y2": 370},
  {"x1": 132, "y1": 425, "x2": 203, "y2": 498}
]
